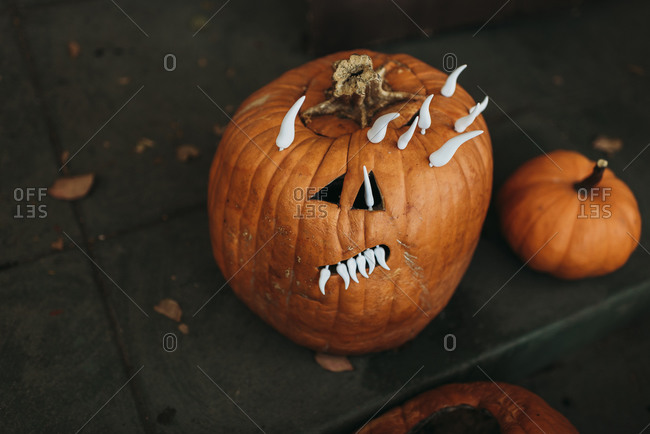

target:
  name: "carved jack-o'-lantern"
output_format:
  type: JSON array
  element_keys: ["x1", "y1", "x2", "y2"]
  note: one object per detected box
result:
[
  {"x1": 358, "y1": 382, "x2": 579, "y2": 433},
  {"x1": 208, "y1": 50, "x2": 492, "y2": 354}
]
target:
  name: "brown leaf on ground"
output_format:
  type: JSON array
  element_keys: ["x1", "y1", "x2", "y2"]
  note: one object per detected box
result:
[
  {"x1": 68, "y1": 41, "x2": 81, "y2": 58},
  {"x1": 178, "y1": 323, "x2": 189, "y2": 335},
  {"x1": 197, "y1": 57, "x2": 208, "y2": 68},
  {"x1": 213, "y1": 124, "x2": 226, "y2": 136},
  {"x1": 176, "y1": 144, "x2": 200, "y2": 162},
  {"x1": 314, "y1": 352, "x2": 354, "y2": 372},
  {"x1": 49, "y1": 173, "x2": 95, "y2": 200},
  {"x1": 593, "y1": 135, "x2": 623, "y2": 156},
  {"x1": 154, "y1": 298, "x2": 182, "y2": 322},
  {"x1": 135, "y1": 137, "x2": 155, "y2": 153},
  {"x1": 117, "y1": 76, "x2": 131, "y2": 85},
  {"x1": 51, "y1": 237, "x2": 64, "y2": 251}
]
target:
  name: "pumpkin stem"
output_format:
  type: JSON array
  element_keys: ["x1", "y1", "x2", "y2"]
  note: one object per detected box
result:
[
  {"x1": 301, "y1": 54, "x2": 423, "y2": 128},
  {"x1": 574, "y1": 159, "x2": 608, "y2": 190}
]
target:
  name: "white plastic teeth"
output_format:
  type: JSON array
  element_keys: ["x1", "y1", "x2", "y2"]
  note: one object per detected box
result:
[
  {"x1": 362, "y1": 165, "x2": 374, "y2": 210},
  {"x1": 367, "y1": 112, "x2": 400, "y2": 143},
  {"x1": 441, "y1": 64, "x2": 467, "y2": 97},
  {"x1": 346, "y1": 257, "x2": 359, "y2": 284},
  {"x1": 318, "y1": 245, "x2": 389, "y2": 293},
  {"x1": 418, "y1": 95, "x2": 434, "y2": 134},
  {"x1": 398, "y1": 115, "x2": 418, "y2": 150},
  {"x1": 373, "y1": 245, "x2": 390, "y2": 270},
  {"x1": 318, "y1": 265, "x2": 331, "y2": 295},
  {"x1": 336, "y1": 262, "x2": 350, "y2": 290},
  {"x1": 470, "y1": 96, "x2": 489, "y2": 115},
  {"x1": 363, "y1": 249, "x2": 376, "y2": 275},
  {"x1": 429, "y1": 130, "x2": 484, "y2": 167},
  {"x1": 455, "y1": 97, "x2": 489, "y2": 133},
  {"x1": 276, "y1": 95, "x2": 306, "y2": 151},
  {"x1": 455, "y1": 102, "x2": 482, "y2": 133},
  {"x1": 356, "y1": 254, "x2": 368, "y2": 278}
]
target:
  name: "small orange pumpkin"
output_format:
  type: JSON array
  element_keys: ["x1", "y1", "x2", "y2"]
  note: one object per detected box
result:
[
  {"x1": 498, "y1": 150, "x2": 641, "y2": 279},
  {"x1": 359, "y1": 382, "x2": 578, "y2": 434},
  {"x1": 208, "y1": 50, "x2": 492, "y2": 354}
]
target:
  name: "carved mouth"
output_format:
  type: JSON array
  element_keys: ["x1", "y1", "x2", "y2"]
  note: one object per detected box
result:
[{"x1": 317, "y1": 244, "x2": 391, "y2": 294}]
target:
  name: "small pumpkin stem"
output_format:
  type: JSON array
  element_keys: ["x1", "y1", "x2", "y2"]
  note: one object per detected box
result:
[
  {"x1": 574, "y1": 159, "x2": 608, "y2": 190},
  {"x1": 301, "y1": 54, "x2": 422, "y2": 128}
]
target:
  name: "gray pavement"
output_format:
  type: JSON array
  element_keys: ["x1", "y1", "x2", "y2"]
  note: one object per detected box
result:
[{"x1": 1, "y1": 0, "x2": 649, "y2": 432}]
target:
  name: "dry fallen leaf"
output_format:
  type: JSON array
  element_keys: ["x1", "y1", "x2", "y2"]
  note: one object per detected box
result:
[
  {"x1": 593, "y1": 135, "x2": 623, "y2": 156},
  {"x1": 176, "y1": 144, "x2": 200, "y2": 162},
  {"x1": 314, "y1": 352, "x2": 354, "y2": 372},
  {"x1": 135, "y1": 137, "x2": 155, "y2": 154},
  {"x1": 213, "y1": 124, "x2": 226, "y2": 136},
  {"x1": 51, "y1": 237, "x2": 64, "y2": 251},
  {"x1": 68, "y1": 41, "x2": 81, "y2": 58},
  {"x1": 49, "y1": 173, "x2": 95, "y2": 201},
  {"x1": 154, "y1": 298, "x2": 182, "y2": 322},
  {"x1": 178, "y1": 323, "x2": 189, "y2": 335},
  {"x1": 117, "y1": 76, "x2": 131, "y2": 85}
]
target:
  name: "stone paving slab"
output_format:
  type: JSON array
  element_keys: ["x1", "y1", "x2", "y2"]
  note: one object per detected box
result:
[
  {"x1": 0, "y1": 12, "x2": 81, "y2": 266},
  {"x1": 87, "y1": 206, "x2": 650, "y2": 432},
  {"x1": 2, "y1": 0, "x2": 649, "y2": 432},
  {"x1": 0, "y1": 250, "x2": 143, "y2": 433},
  {"x1": 20, "y1": 0, "x2": 310, "y2": 240},
  {"x1": 519, "y1": 314, "x2": 650, "y2": 434}
]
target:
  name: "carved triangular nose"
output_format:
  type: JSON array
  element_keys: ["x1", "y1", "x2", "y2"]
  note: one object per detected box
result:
[{"x1": 352, "y1": 168, "x2": 384, "y2": 211}]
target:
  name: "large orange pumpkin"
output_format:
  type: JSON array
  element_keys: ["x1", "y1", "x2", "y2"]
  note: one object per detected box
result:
[
  {"x1": 498, "y1": 150, "x2": 641, "y2": 279},
  {"x1": 208, "y1": 50, "x2": 492, "y2": 354},
  {"x1": 358, "y1": 382, "x2": 578, "y2": 433}
]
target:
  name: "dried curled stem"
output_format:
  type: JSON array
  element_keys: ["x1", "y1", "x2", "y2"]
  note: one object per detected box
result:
[
  {"x1": 301, "y1": 54, "x2": 422, "y2": 128},
  {"x1": 574, "y1": 159, "x2": 608, "y2": 190}
]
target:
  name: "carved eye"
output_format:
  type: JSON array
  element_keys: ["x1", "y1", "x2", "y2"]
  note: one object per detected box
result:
[
  {"x1": 308, "y1": 170, "x2": 384, "y2": 211},
  {"x1": 352, "y1": 170, "x2": 384, "y2": 211},
  {"x1": 308, "y1": 174, "x2": 345, "y2": 205}
]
